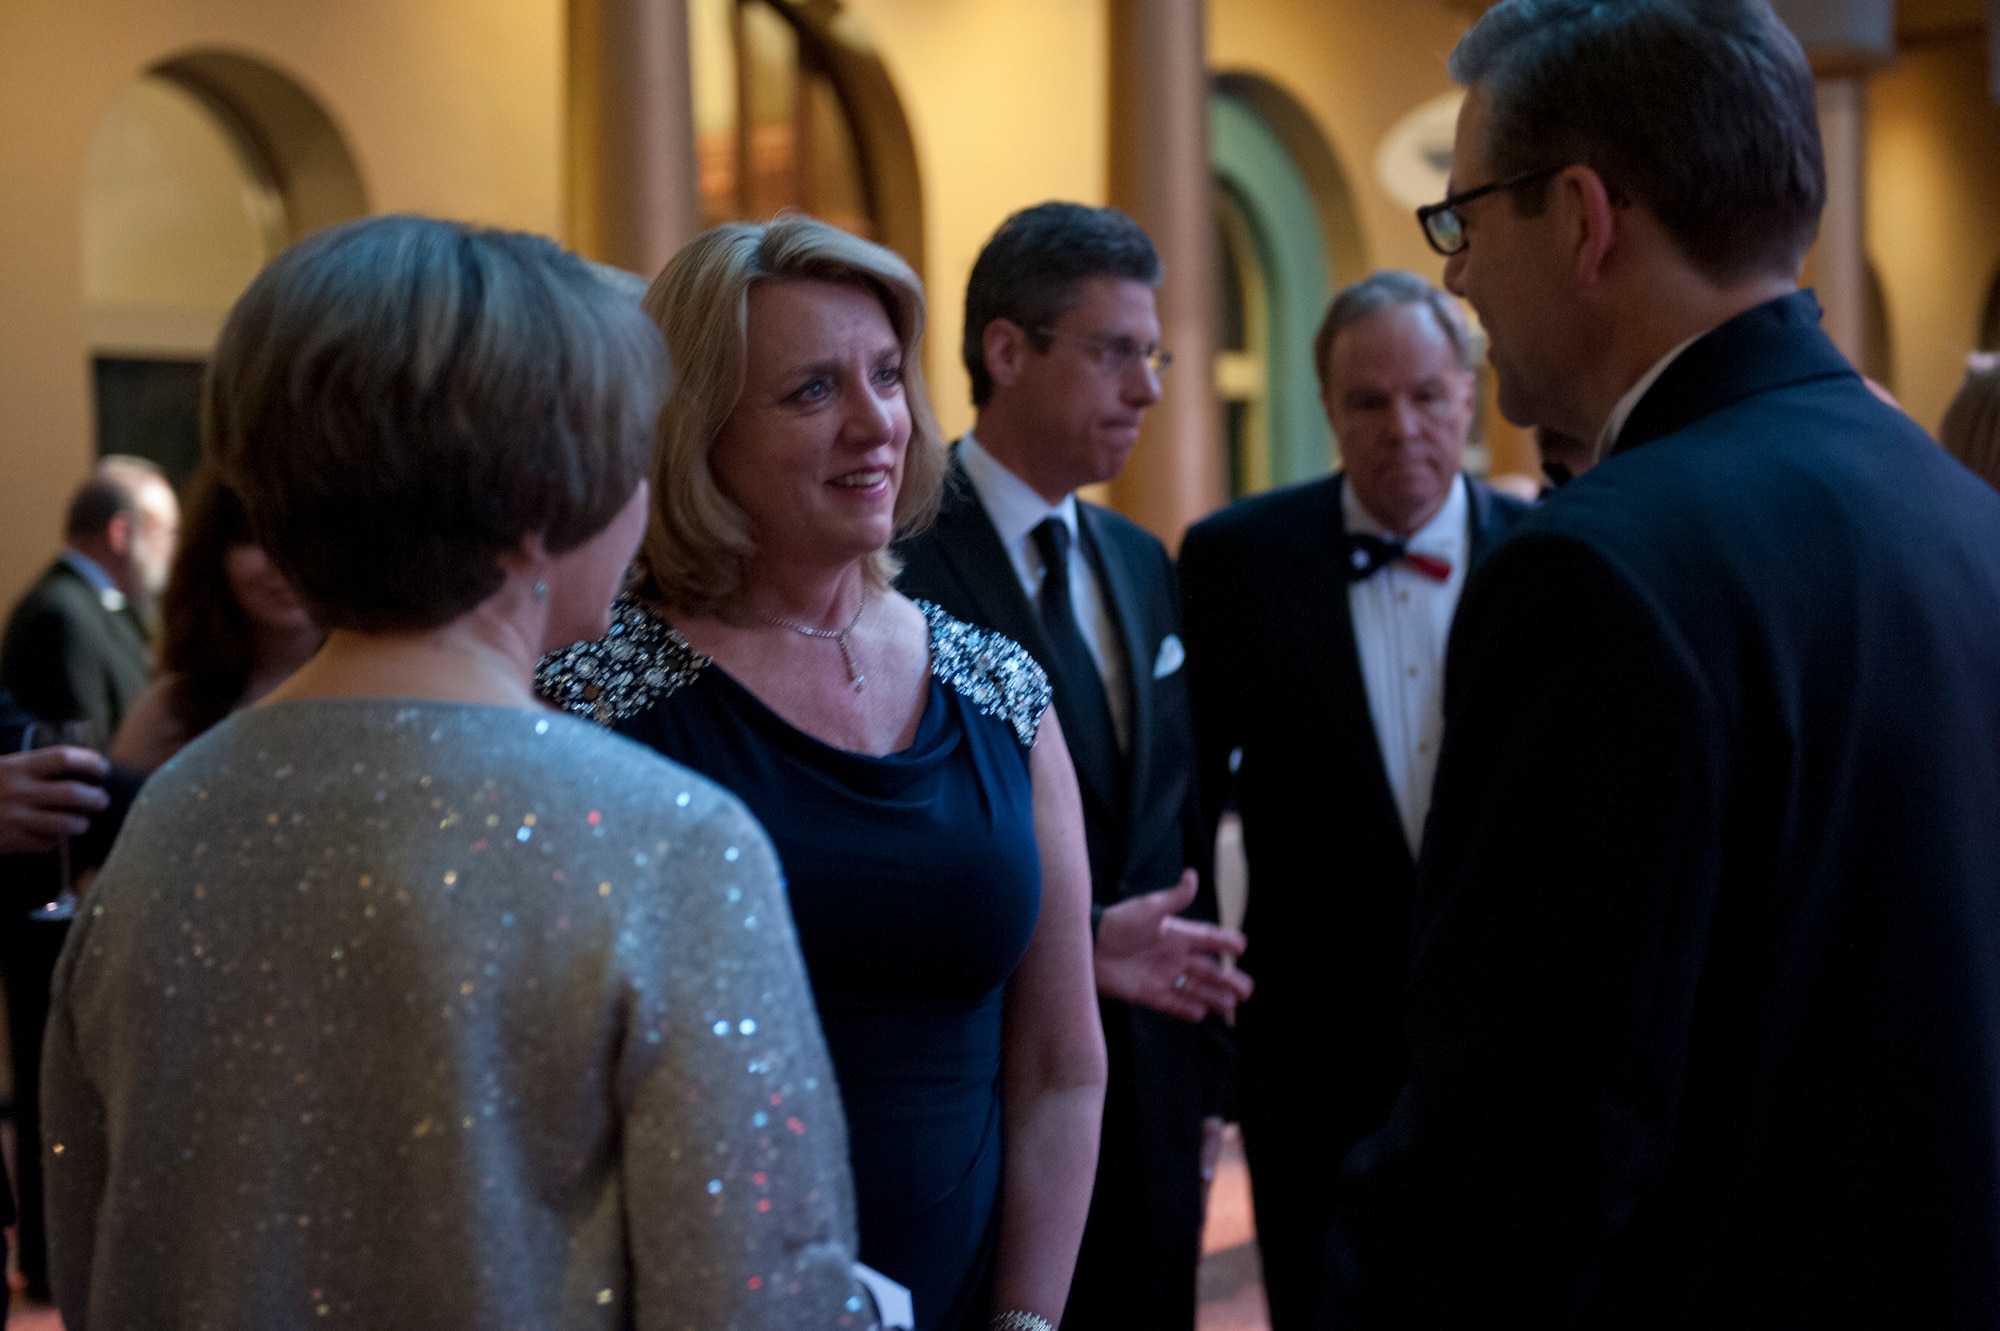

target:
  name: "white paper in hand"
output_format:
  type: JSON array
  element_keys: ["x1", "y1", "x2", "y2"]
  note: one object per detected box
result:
[{"x1": 850, "y1": 1262, "x2": 915, "y2": 1330}]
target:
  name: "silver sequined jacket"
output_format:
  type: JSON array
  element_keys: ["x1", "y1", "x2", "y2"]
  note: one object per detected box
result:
[{"x1": 42, "y1": 699, "x2": 869, "y2": 1331}]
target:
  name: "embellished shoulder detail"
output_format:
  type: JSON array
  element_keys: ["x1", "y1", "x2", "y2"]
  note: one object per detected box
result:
[
  {"x1": 917, "y1": 600, "x2": 1052, "y2": 749},
  {"x1": 535, "y1": 593, "x2": 710, "y2": 725}
]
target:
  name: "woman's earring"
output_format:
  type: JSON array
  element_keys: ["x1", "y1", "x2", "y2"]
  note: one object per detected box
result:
[{"x1": 533, "y1": 579, "x2": 549, "y2": 603}]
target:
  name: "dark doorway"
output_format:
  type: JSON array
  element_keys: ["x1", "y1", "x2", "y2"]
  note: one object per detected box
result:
[{"x1": 92, "y1": 357, "x2": 204, "y2": 488}]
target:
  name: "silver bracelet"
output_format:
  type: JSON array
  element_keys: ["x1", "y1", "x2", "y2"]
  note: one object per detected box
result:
[{"x1": 991, "y1": 1314, "x2": 1054, "y2": 1331}]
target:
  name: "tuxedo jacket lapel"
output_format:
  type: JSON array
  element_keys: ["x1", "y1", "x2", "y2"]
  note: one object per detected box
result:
[
  {"x1": 1078, "y1": 503, "x2": 1151, "y2": 814},
  {"x1": 926, "y1": 462, "x2": 1050, "y2": 659}
]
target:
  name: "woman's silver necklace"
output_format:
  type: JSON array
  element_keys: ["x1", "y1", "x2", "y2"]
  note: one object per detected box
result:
[{"x1": 759, "y1": 588, "x2": 868, "y2": 693}]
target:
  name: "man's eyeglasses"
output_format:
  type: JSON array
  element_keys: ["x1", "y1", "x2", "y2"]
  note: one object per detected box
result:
[
  {"x1": 1416, "y1": 165, "x2": 1562, "y2": 256},
  {"x1": 1036, "y1": 329, "x2": 1174, "y2": 379}
]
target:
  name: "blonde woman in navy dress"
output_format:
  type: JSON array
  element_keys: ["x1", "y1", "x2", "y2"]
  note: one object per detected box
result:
[{"x1": 541, "y1": 218, "x2": 1107, "y2": 1331}]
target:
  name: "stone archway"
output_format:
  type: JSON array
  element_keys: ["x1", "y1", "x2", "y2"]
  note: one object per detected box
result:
[
  {"x1": 1210, "y1": 72, "x2": 1362, "y2": 491},
  {"x1": 82, "y1": 50, "x2": 366, "y2": 481}
]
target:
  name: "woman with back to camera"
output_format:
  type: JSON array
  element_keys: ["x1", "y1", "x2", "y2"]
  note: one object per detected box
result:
[
  {"x1": 110, "y1": 469, "x2": 324, "y2": 772},
  {"x1": 539, "y1": 217, "x2": 1106, "y2": 1331},
  {"x1": 41, "y1": 214, "x2": 865, "y2": 1331}
]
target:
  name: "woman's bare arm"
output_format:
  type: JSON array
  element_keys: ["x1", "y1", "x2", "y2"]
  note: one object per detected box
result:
[{"x1": 992, "y1": 709, "x2": 1109, "y2": 1324}]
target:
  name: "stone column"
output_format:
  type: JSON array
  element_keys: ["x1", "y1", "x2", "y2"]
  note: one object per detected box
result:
[
  {"x1": 1107, "y1": 0, "x2": 1222, "y2": 550},
  {"x1": 567, "y1": 0, "x2": 702, "y2": 277},
  {"x1": 1770, "y1": 0, "x2": 1894, "y2": 366}
]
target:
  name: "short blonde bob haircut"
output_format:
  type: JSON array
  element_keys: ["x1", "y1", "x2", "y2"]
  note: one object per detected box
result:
[{"x1": 634, "y1": 216, "x2": 945, "y2": 618}]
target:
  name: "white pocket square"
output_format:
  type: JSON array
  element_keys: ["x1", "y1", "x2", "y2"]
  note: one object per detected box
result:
[{"x1": 1153, "y1": 633, "x2": 1185, "y2": 680}]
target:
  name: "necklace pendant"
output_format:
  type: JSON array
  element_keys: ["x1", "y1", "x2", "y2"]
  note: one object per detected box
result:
[{"x1": 852, "y1": 674, "x2": 866, "y2": 694}]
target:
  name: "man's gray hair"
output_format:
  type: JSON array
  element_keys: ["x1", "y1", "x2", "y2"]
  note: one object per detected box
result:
[
  {"x1": 1313, "y1": 270, "x2": 1478, "y2": 390},
  {"x1": 1449, "y1": 0, "x2": 1824, "y2": 283},
  {"x1": 65, "y1": 455, "x2": 166, "y2": 540}
]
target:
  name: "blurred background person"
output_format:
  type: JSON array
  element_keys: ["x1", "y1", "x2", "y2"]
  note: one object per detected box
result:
[
  {"x1": 540, "y1": 216, "x2": 1106, "y2": 1331},
  {"x1": 895, "y1": 201, "x2": 1249, "y2": 1331},
  {"x1": 0, "y1": 456, "x2": 178, "y2": 735},
  {"x1": 0, "y1": 459, "x2": 172, "y2": 1302},
  {"x1": 109, "y1": 469, "x2": 323, "y2": 773},
  {"x1": 43, "y1": 214, "x2": 863, "y2": 1330},
  {"x1": 1178, "y1": 271, "x2": 1529, "y2": 1330},
  {"x1": 0, "y1": 685, "x2": 108, "y2": 1279},
  {"x1": 1942, "y1": 351, "x2": 2000, "y2": 492}
]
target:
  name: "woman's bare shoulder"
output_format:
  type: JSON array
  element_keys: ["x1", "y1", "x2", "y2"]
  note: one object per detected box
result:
[{"x1": 898, "y1": 593, "x2": 1051, "y2": 748}]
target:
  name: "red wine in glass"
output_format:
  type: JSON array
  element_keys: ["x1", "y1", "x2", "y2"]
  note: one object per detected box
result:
[{"x1": 21, "y1": 719, "x2": 105, "y2": 921}]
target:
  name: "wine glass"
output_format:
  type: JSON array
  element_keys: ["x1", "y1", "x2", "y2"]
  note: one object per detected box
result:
[{"x1": 21, "y1": 718, "x2": 106, "y2": 922}]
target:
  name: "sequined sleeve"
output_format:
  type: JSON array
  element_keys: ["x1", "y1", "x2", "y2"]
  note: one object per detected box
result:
[
  {"x1": 617, "y1": 786, "x2": 870, "y2": 1330},
  {"x1": 537, "y1": 594, "x2": 710, "y2": 726},
  {"x1": 917, "y1": 600, "x2": 1052, "y2": 749}
]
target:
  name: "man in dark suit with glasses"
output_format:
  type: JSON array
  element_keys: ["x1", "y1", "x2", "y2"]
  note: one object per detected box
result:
[
  {"x1": 1324, "y1": 2, "x2": 2000, "y2": 1325},
  {"x1": 897, "y1": 201, "x2": 1251, "y2": 1330}
]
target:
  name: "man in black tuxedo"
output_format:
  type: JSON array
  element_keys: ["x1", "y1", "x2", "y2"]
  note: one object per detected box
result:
[
  {"x1": 1178, "y1": 271, "x2": 1529, "y2": 1330},
  {"x1": 896, "y1": 202, "x2": 1252, "y2": 1330},
  {"x1": 2, "y1": 455, "x2": 178, "y2": 734},
  {"x1": 1320, "y1": 2, "x2": 2000, "y2": 1325}
]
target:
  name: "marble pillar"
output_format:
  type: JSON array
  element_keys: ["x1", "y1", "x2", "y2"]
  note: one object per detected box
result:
[
  {"x1": 1107, "y1": 0, "x2": 1223, "y2": 548},
  {"x1": 567, "y1": 0, "x2": 702, "y2": 278}
]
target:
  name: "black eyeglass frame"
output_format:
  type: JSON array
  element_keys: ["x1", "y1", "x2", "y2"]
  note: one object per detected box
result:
[{"x1": 1416, "y1": 165, "x2": 1564, "y2": 257}]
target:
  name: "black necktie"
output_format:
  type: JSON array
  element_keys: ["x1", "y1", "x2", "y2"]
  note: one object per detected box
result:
[{"x1": 1031, "y1": 517, "x2": 1123, "y2": 808}]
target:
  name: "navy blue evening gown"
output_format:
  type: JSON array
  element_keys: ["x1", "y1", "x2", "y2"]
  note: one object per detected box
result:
[{"x1": 540, "y1": 595, "x2": 1052, "y2": 1331}]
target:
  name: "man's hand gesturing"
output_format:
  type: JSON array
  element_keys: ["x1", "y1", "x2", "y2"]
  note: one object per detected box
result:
[{"x1": 1094, "y1": 871, "x2": 1254, "y2": 1022}]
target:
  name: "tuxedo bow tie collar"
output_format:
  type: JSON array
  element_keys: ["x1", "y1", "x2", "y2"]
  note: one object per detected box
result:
[{"x1": 1345, "y1": 532, "x2": 1452, "y2": 583}]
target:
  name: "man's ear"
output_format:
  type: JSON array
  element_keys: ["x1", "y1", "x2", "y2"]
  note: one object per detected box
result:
[
  {"x1": 983, "y1": 318, "x2": 1032, "y2": 393},
  {"x1": 1558, "y1": 164, "x2": 1621, "y2": 287},
  {"x1": 103, "y1": 511, "x2": 132, "y2": 558}
]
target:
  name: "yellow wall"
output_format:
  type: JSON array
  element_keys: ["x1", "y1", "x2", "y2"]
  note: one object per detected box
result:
[
  {"x1": 1207, "y1": 0, "x2": 1557, "y2": 479},
  {"x1": 838, "y1": 0, "x2": 1110, "y2": 440},
  {"x1": 1869, "y1": 33, "x2": 2000, "y2": 434},
  {"x1": 1209, "y1": 0, "x2": 1475, "y2": 291},
  {"x1": 5, "y1": 0, "x2": 1990, "y2": 606},
  {"x1": 0, "y1": 0, "x2": 565, "y2": 607}
]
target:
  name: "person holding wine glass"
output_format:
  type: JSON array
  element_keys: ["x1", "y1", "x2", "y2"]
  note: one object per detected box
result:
[
  {"x1": 0, "y1": 688, "x2": 111, "y2": 1274},
  {"x1": 0, "y1": 689, "x2": 108, "y2": 857}
]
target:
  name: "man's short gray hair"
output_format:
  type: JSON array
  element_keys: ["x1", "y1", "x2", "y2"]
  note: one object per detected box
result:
[{"x1": 1313, "y1": 270, "x2": 1477, "y2": 390}]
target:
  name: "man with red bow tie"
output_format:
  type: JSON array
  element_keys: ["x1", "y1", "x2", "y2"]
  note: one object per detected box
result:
[{"x1": 1177, "y1": 269, "x2": 1530, "y2": 1330}]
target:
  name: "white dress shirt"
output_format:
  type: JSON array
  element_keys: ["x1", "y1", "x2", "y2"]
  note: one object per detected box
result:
[
  {"x1": 1594, "y1": 332, "x2": 1702, "y2": 460},
  {"x1": 958, "y1": 432, "x2": 1131, "y2": 749},
  {"x1": 1343, "y1": 473, "x2": 1469, "y2": 855}
]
